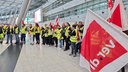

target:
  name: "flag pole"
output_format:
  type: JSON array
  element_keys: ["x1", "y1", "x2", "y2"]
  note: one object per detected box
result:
[{"x1": 121, "y1": 67, "x2": 125, "y2": 72}]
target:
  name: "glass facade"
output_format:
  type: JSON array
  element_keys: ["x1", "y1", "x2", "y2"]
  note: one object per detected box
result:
[
  {"x1": 43, "y1": 0, "x2": 128, "y2": 22},
  {"x1": 43, "y1": 0, "x2": 73, "y2": 13}
]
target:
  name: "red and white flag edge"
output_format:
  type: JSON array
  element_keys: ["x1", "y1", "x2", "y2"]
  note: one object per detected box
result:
[{"x1": 80, "y1": 9, "x2": 128, "y2": 72}]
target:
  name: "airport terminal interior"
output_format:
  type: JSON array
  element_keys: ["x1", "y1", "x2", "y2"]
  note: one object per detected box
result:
[{"x1": 0, "y1": 0, "x2": 128, "y2": 72}]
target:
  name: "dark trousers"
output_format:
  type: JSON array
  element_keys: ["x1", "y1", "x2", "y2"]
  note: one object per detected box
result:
[
  {"x1": 42, "y1": 36, "x2": 45, "y2": 45},
  {"x1": 64, "y1": 37, "x2": 70, "y2": 50},
  {"x1": 33, "y1": 35, "x2": 35, "y2": 42},
  {"x1": 71, "y1": 42, "x2": 76, "y2": 54},
  {"x1": 7, "y1": 34, "x2": 13, "y2": 43},
  {"x1": 63, "y1": 39, "x2": 65, "y2": 46},
  {"x1": 21, "y1": 34, "x2": 26, "y2": 43},
  {"x1": 35, "y1": 33, "x2": 40, "y2": 44},
  {"x1": 53, "y1": 37, "x2": 58, "y2": 47},
  {"x1": 48, "y1": 35, "x2": 52, "y2": 45},
  {"x1": 74, "y1": 42, "x2": 82, "y2": 55},
  {"x1": 44, "y1": 37, "x2": 48, "y2": 45}
]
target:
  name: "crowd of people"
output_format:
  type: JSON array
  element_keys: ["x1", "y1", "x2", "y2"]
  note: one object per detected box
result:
[{"x1": 0, "y1": 21, "x2": 84, "y2": 57}]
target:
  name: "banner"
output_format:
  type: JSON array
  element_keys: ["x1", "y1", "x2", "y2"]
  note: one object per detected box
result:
[
  {"x1": 80, "y1": 10, "x2": 128, "y2": 72},
  {"x1": 109, "y1": 0, "x2": 128, "y2": 31}
]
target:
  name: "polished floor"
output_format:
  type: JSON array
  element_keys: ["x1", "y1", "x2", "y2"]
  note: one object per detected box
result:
[
  {"x1": 14, "y1": 44, "x2": 88, "y2": 72},
  {"x1": 0, "y1": 40, "x2": 128, "y2": 72}
]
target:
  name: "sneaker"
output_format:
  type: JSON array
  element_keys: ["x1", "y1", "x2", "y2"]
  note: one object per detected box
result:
[
  {"x1": 73, "y1": 54, "x2": 77, "y2": 57},
  {"x1": 69, "y1": 54, "x2": 73, "y2": 56},
  {"x1": 6, "y1": 42, "x2": 8, "y2": 44}
]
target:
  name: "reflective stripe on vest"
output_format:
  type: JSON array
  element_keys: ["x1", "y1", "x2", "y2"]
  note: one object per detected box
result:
[
  {"x1": 15, "y1": 27, "x2": 18, "y2": 34},
  {"x1": 70, "y1": 29, "x2": 78, "y2": 42},
  {"x1": 21, "y1": 26, "x2": 27, "y2": 34},
  {"x1": 48, "y1": 29, "x2": 52, "y2": 36},
  {"x1": 80, "y1": 26, "x2": 84, "y2": 36},
  {"x1": 65, "y1": 26, "x2": 70, "y2": 36}
]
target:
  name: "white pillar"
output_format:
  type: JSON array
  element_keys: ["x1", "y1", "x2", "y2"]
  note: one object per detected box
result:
[{"x1": 16, "y1": 0, "x2": 31, "y2": 28}]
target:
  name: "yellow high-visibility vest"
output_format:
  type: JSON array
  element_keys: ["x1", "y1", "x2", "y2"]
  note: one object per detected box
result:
[
  {"x1": 70, "y1": 29, "x2": 78, "y2": 42},
  {"x1": 65, "y1": 26, "x2": 70, "y2": 37},
  {"x1": 21, "y1": 26, "x2": 27, "y2": 34}
]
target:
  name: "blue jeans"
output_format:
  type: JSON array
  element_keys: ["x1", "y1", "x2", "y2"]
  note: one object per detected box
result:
[
  {"x1": 15, "y1": 34, "x2": 19, "y2": 43},
  {"x1": 59, "y1": 40, "x2": 63, "y2": 48},
  {"x1": 7, "y1": 34, "x2": 13, "y2": 43}
]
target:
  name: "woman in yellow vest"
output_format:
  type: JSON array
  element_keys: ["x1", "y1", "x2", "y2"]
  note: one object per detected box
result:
[
  {"x1": 69, "y1": 25, "x2": 78, "y2": 57},
  {"x1": 35, "y1": 23, "x2": 41, "y2": 44},
  {"x1": 64, "y1": 22, "x2": 72, "y2": 51},
  {"x1": 29, "y1": 24, "x2": 35, "y2": 45}
]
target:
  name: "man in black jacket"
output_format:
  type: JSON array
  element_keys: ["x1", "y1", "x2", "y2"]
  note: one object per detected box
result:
[{"x1": 6, "y1": 25, "x2": 14, "y2": 44}]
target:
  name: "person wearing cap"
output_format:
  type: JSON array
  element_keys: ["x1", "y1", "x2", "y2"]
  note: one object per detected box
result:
[
  {"x1": 69, "y1": 24, "x2": 78, "y2": 57},
  {"x1": 20, "y1": 24, "x2": 27, "y2": 44}
]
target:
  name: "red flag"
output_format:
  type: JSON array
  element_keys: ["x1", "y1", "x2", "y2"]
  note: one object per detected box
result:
[
  {"x1": 80, "y1": 10, "x2": 128, "y2": 72},
  {"x1": 107, "y1": 0, "x2": 113, "y2": 22},
  {"x1": 108, "y1": 0, "x2": 128, "y2": 31},
  {"x1": 108, "y1": 0, "x2": 113, "y2": 10},
  {"x1": 55, "y1": 16, "x2": 59, "y2": 26},
  {"x1": 21, "y1": 20, "x2": 24, "y2": 25},
  {"x1": 49, "y1": 22, "x2": 53, "y2": 28}
]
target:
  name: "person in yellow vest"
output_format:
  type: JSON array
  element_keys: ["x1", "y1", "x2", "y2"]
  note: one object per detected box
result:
[
  {"x1": 29, "y1": 24, "x2": 35, "y2": 45},
  {"x1": 57, "y1": 26, "x2": 64, "y2": 49},
  {"x1": 6, "y1": 25, "x2": 14, "y2": 44},
  {"x1": 41, "y1": 26, "x2": 45, "y2": 45},
  {"x1": 78, "y1": 21, "x2": 84, "y2": 38},
  {"x1": 35, "y1": 23, "x2": 41, "y2": 44},
  {"x1": 3, "y1": 25, "x2": 7, "y2": 38},
  {"x1": 44, "y1": 26, "x2": 48, "y2": 45},
  {"x1": 69, "y1": 25, "x2": 78, "y2": 57},
  {"x1": 62, "y1": 23, "x2": 66, "y2": 47},
  {"x1": 64, "y1": 22, "x2": 72, "y2": 51},
  {"x1": 20, "y1": 24, "x2": 27, "y2": 44},
  {"x1": 47, "y1": 27, "x2": 52, "y2": 46},
  {"x1": 53, "y1": 26, "x2": 60, "y2": 47},
  {"x1": 0, "y1": 25, "x2": 4, "y2": 44},
  {"x1": 14, "y1": 24, "x2": 20, "y2": 44}
]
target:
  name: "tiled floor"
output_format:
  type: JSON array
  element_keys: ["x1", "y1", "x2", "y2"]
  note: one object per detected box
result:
[{"x1": 14, "y1": 44, "x2": 89, "y2": 72}]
